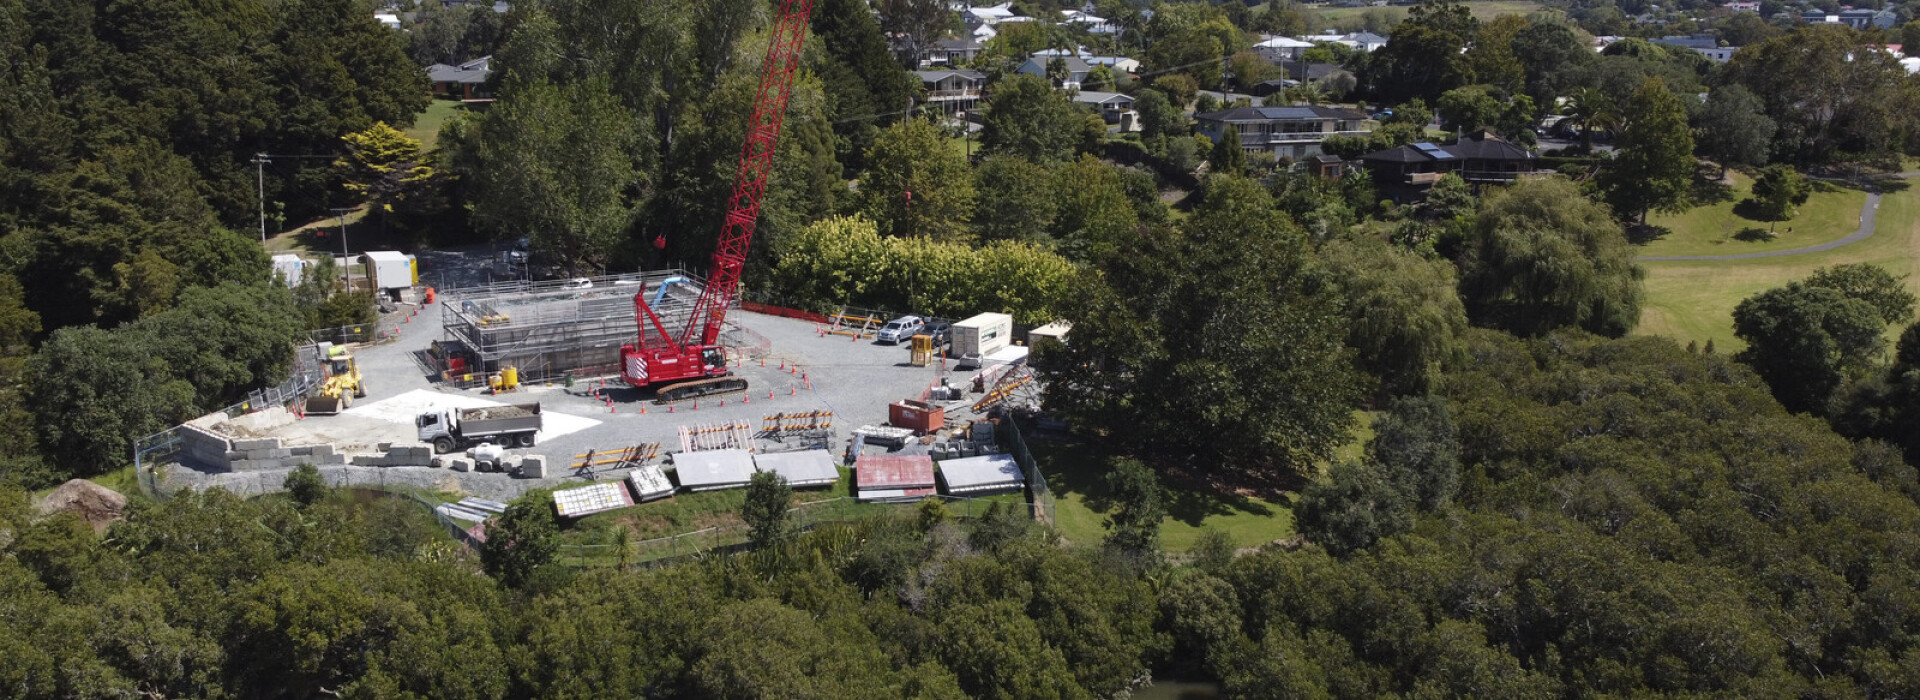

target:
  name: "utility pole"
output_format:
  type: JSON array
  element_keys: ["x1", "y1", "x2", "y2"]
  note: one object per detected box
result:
[
  {"x1": 331, "y1": 207, "x2": 354, "y2": 291},
  {"x1": 253, "y1": 153, "x2": 269, "y2": 243}
]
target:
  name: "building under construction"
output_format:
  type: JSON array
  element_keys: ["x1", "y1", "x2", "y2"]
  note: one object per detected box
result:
[{"x1": 434, "y1": 270, "x2": 714, "y2": 385}]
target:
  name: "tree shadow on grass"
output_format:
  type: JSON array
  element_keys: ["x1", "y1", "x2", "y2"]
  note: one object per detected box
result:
[
  {"x1": 1026, "y1": 430, "x2": 1284, "y2": 528},
  {"x1": 1691, "y1": 177, "x2": 1735, "y2": 206}
]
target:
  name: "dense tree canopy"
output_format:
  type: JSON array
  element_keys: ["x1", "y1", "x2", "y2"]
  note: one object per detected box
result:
[
  {"x1": 1046, "y1": 175, "x2": 1365, "y2": 479},
  {"x1": 1462, "y1": 177, "x2": 1643, "y2": 337}
]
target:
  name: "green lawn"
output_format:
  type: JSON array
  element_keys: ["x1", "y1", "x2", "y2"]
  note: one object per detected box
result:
[
  {"x1": 1637, "y1": 183, "x2": 1920, "y2": 352},
  {"x1": 1314, "y1": 0, "x2": 1544, "y2": 24},
  {"x1": 403, "y1": 99, "x2": 465, "y2": 152},
  {"x1": 556, "y1": 466, "x2": 1025, "y2": 566},
  {"x1": 1033, "y1": 412, "x2": 1374, "y2": 553},
  {"x1": 1639, "y1": 173, "x2": 1867, "y2": 258}
]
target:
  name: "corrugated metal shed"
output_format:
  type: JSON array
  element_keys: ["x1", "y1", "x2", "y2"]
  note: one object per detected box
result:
[
  {"x1": 671, "y1": 448, "x2": 756, "y2": 492},
  {"x1": 938, "y1": 453, "x2": 1025, "y2": 495},
  {"x1": 753, "y1": 450, "x2": 841, "y2": 488}
]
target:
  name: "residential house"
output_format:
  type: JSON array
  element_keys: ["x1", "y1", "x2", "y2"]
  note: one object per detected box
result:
[
  {"x1": 1344, "y1": 31, "x2": 1389, "y2": 52},
  {"x1": 1652, "y1": 34, "x2": 1738, "y2": 62},
  {"x1": 1072, "y1": 91, "x2": 1136, "y2": 122},
  {"x1": 1061, "y1": 10, "x2": 1119, "y2": 34},
  {"x1": 966, "y1": 2, "x2": 1014, "y2": 25},
  {"x1": 1724, "y1": 1, "x2": 1759, "y2": 10},
  {"x1": 1015, "y1": 55, "x2": 1091, "y2": 89},
  {"x1": 1086, "y1": 56, "x2": 1142, "y2": 73},
  {"x1": 1249, "y1": 79, "x2": 1297, "y2": 98},
  {"x1": 427, "y1": 56, "x2": 493, "y2": 101},
  {"x1": 1299, "y1": 31, "x2": 1388, "y2": 52},
  {"x1": 1358, "y1": 132, "x2": 1548, "y2": 200},
  {"x1": 915, "y1": 70, "x2": 986, "y2": 108},
  {"x1": 1193, "y1": 105, "x2": 1370, "y2": 159},
  {"x1": 375, "y1": 12, "x2": 400, "y2": 28},
  {"x1": 1255, "y1": 36, "x2": 1315, "y2": 63},
  {"x1": 925, "y1": 38, "x2": 983, "y2": 67},
  {"x1": 1805, "y1": 8, "x2": 1897, "y2": 28}
]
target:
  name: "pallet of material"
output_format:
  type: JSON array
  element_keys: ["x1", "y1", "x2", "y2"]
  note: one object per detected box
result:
[
  {"x1": 456, "y1": 497, "x2": 508, "y2": 514},
  {"x1": 937, "y1": 453, "x2": 1025, "y2": 495},
  {"x1": 856, "y1": 454, "x2": 936, "y2": 502},
  {"x1": 435, "y1": 503, "x2": 491, "y2": 524},
  {"x1": 670, "y1": 448, "x2": 756, "y2": 492},
  {"x1": 678, "y1": 421, "x2": 754, "y2": 453},
  {"x1": 753, "y1": 449, "x2": 840, "y2": 488},
  {"x1": 552, "y1": 482, "x2": 634, "y2": 518},
  {"x1": 626, "y1": 464, "x2": 675, "y2": 502},
  {"x1": 853, "y1": 425, "x2": 916, "y2": 448}
]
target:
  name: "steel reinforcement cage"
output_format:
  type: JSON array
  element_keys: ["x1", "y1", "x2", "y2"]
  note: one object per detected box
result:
[{"x1": 435, "y1": 271, "x2": 708, "y2": 385}]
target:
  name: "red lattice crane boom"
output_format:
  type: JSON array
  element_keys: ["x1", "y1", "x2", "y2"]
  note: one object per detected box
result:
[{"x1": 621, "y1": 0, "x2": 815, "y2": 400}]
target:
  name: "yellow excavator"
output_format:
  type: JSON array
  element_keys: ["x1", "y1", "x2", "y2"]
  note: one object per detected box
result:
[{"x1": 305, "y1": 346, "x2": 367, "y2": 415}]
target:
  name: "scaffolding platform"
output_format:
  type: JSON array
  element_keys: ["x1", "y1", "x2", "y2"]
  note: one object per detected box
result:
[{"x1": 435, "y1": 270, "x2": 704, "y2": 386}]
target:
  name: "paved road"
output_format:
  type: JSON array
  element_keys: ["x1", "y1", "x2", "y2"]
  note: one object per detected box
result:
[{"x1": 1637, "y1": 172, "x2": 1919, "y2": 263}]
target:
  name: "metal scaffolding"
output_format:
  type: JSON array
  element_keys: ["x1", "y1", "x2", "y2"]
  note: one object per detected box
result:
[{"x1": 435, "y1": 270, "x2": 707, "y2": 385}]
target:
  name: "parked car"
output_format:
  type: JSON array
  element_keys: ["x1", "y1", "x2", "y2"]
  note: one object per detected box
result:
[
  {"x1": 564, "y1": 277, "x2": 593, "y2": 290},
  {"x1": 875, "y1": 315, "x2": 926, "y2": 344},
  {"x1": 923, "y1": 320, "x2": 952, "y2": 347}
]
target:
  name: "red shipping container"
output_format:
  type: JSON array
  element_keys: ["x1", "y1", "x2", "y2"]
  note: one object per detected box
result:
[{"x1": 889, "y1": 399, "x2": 945, "y2": 434}]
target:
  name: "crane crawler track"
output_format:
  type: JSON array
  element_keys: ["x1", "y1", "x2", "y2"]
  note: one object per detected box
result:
[{"x1": 652, "y1": 377, "x2": 750, "y2": 404}]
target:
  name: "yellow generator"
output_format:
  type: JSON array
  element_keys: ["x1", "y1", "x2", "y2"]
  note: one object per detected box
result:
[{"x1": 305, "y1": 346, "x2": 367, "y2": 415}]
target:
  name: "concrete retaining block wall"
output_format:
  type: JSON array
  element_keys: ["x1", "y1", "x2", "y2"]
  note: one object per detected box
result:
[{"x1": 522, "y1": 455, "x2": 548, "y2": 478}]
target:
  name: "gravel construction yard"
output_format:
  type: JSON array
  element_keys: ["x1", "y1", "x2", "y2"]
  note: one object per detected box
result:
[{"x1": 162, "y1": 291, "x2": 991, "y2": 501}]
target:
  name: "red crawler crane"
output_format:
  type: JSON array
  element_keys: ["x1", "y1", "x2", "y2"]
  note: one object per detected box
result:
[{"x1": 620, "y1": 0, "x2": 814, "y2": 401}]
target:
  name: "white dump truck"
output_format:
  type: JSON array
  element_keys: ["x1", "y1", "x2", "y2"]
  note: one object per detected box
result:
[
  {"x1": 417, "y1": 402, "x2": 543, "y2": 454},
  {"x1": 951, "y1": 312, "x2": 1014, "y2": 369}
]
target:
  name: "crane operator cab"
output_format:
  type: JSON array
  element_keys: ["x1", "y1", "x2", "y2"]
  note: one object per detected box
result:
[{"x1": 702, "y1": 347, "x2": 727, "y2": 373}]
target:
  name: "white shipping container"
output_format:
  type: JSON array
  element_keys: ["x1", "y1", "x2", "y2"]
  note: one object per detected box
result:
[
  {"x1": 360, "y1": 250, "x2": 418, "y2": 290},
  {"x1": 271, "y1": 254, "x2": 306, "y2": 287},
  {"x1": 952, "y1": 312, "x2": 1014, "y2": 359}
]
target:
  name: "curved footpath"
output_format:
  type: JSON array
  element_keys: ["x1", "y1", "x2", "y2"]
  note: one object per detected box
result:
[{"x1": 1636, "y1": 172, "x2": 1919, "y2": 263}]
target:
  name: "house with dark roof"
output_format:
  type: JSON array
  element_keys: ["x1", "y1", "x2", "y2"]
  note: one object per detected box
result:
[
  {"x1": 1072, "y1": 91, "x2": 1136, "y2": 122},
  {"x1": 427, "y1": 56, "x2": 493, "y2": 101},
  {"x1": 925, "y1": 38, "x2": 983, "y2": 67},
  {"x1": 914, "y1": 70, "x2": 986, "y2": 107},
  {"x1": 1358, "y1": 132, "x2": 1549, "y2": 199},
  {"x1": 1014, "y1": 55, "x2": 1091, "y2": 89},
  {"x1": 1193, "y1": 105, "x2": 1370, "y2": 159}
]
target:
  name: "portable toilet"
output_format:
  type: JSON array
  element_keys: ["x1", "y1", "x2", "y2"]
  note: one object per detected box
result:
[{"x1": 271, "y1": 254, "x2": 306, "y2": 287}]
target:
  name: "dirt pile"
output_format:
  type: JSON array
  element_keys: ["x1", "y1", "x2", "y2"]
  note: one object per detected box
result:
[{"x1": 35, "y1": 479, "x2": 129, "y2": 533}]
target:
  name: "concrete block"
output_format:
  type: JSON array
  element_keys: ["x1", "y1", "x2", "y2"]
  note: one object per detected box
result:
[
  {"x1": 246, "y1": 448, "x2": 292, "y2": 460},
  {"x1": 350, "y1": 454, "x2": 383, "y2": 467},
  {"x1": 377, "y1": 442, "x2": 394, "y2": 451},
  {"x1": 232, "y1": 437, "x2": 280, "y2": 451},
  {"x1": 449, "y1": 458, "x2": 473, "y2": 473},
  {"x1": 225, "y1": 450, "x2": 247, "y2": 462},
  {"x1": 307, "y1": 444, "x2": 335, "y2": 458},
  {"x1": 521, "y1": 455, "x2": 548, "y2": 478},
  {"x1": 318, "y1": 453, "x2": 347, "y2": 465},
  {"x1": 289, "y1": 445, "x2": 314, "y2": 456}
]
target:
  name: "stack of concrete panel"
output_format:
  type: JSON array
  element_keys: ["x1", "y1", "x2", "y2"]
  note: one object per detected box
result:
[
  {"x1": 753, "y1": 450, "x2": 840, "y2": 488},
  {"x1": 670, "y1": 449, "x2": 756, "y2": 492},
  {"x1": 856, "y1": 455, "x2": 936, "y2": 502},
  {"x1": 553, "y1": 482, "x2": 634, "y2": 518},
  {"x1": 626, "y1": 465, "x2": 675, "y2": 502},
  {"x1": 937, "y1": 454, "x2": 1024, "y2": 495}
]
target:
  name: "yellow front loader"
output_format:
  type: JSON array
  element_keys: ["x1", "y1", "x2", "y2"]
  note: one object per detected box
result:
[{"x1": 304, "y1": 348, "x2": 367, "y2": 415}]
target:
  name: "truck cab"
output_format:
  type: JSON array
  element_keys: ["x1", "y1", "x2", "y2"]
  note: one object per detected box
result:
[{"x1": 876, "y1": 315, "x2": 926, "y2": 344}]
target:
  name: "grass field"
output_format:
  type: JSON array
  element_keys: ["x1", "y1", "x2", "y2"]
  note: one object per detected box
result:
[
  {"x1": 403, "y1": 99, "x2": 466, "y2": 152},
  {"x1": 1314, "y1": 0, "x2": 1545, "y2": 24},
  {"x1": 1637, "y1": 184, "x2": 1920, "y2": 352},
  {"x1": 1033, "y1": 412, "x2": 1374, "y2": 553},
  {"x1": 1639, "y1": 173, "x2": 1867, "y2": 258}
]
